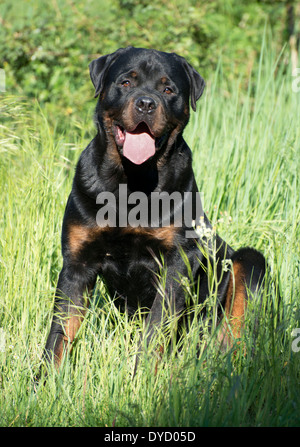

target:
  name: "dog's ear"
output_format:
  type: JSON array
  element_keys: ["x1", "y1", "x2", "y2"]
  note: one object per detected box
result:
[
  {"x1": 173, "y1": 54, "x2": 205, "y2": 112},
  {"x1": 89, "y1": 47, "x2": 132, "y2": 98},
  {"x1": 89, "y1": 54, "x2": 112, "y2": 98},
  {"x1": 183, "y1": 60, "x2": 205, "y2": 112}
]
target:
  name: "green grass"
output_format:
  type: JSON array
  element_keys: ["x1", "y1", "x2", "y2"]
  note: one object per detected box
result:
[{"x1": 0, "y1": 45, "x2": 299, "y2": 427}]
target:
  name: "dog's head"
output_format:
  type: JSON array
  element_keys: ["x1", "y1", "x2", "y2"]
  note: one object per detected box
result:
[{"x1": 89, "y1": 47, "x2": 205, "y2": 165}]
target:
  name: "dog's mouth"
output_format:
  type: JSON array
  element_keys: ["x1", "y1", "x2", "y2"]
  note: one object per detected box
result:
[{"x1": 114, "y1": 122, "x2": 158, "y2": 165}]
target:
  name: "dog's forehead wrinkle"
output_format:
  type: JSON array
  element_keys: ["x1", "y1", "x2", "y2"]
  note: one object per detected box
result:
[
  {"x1": 138, "y1": 57, "x2": 162, "y2": 75},
  {"x1": 112, "y1": 49, "x2": 175, "y2": 81}
]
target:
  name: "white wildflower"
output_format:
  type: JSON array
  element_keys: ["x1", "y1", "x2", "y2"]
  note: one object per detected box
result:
[
  {"x1": 192, "y1": 216, "x2": 215, "y2": 240},
  {"x1": 221, "y1": 259, "x2": 233, "y2": 272}
]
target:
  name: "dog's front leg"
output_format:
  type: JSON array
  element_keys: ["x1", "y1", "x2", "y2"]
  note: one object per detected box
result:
[
  {"x1": 134, "y1": 269, "x2": 186, "y2": 375},
  {"x1": 144, "y1": 285, "x2": 184, "y2": 346},
  {"x1": 42, "y1": 263, "x2": 97, "y2": 370}
]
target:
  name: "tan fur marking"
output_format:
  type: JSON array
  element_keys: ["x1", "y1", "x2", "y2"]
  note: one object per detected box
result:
[
  {"x1": 152, "y1": 102, "x2": 167, "y2": 136},
  {"x1": 68, "y1": 224, "x2": 106, "y2": 257},
  {"x1": 218, "y1": 262, "x2": 247, "y2": 347},
  {"x1": 69, "y1": 223, "x2": 178, "y2": 256},
  {"x1": 53, "y1": 340, "x2": 64, "y2": 366},
  {"x1": 53, "y1": 314, "x2": 84, "y2": 367},
  {"x1": 152, "y1": 226, "x2": 178, "y2": 248},
  {"x1": 68, "y1": 225, "x2": 91, "y2": 256},
  {"x1": 121, "y1": 97, "x2": 137, "y2": 130},
  {"x1": 123, "y1": 225, "x2": 178, "y2": 249},
  {"x1": 102, "y1": 112, "x2": 123, "y2": 166},
  {"x1": 63, "y1": 314, "x2": 83, "y2": 345}
]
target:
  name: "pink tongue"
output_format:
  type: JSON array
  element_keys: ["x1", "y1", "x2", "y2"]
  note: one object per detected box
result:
[{"x1": 123, "y1": 131, "x2": 155, "y2": 165}]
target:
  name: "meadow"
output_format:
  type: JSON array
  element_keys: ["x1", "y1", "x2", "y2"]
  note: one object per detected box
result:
[{"x1": 0, "y1": 27, "x2": 300, "y2": 427}]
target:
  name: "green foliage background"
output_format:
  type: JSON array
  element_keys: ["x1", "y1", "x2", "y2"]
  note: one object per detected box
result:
[{"x1": 0, "y1": 0, "x2": 294, "y2": 109}]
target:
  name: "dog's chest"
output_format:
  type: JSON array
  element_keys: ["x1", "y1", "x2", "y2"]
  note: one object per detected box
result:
[
  {"x1": 98, "y1": 228, "x2": 172, "y2": 309},
  {"x1": 99, "y1": 226, "x2": 176, "y2": 266},
  {"x1": 71, "y1": 224, "x2": 176, "y2": 275}
]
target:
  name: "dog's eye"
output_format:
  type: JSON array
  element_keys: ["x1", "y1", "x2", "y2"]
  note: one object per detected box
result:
[
  {"x1": 121, "y1": 80, "x2": 131, "y2": 87},
  {"x1": 164, "y1": 87, "x2": 173, "y2": 94}
]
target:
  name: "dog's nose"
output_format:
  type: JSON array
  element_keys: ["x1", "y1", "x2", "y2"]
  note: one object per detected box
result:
[{"x1": 135, "y1": 96, "x2": 157, "y2": 114}]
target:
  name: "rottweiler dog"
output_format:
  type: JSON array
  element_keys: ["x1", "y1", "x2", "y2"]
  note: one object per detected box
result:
[{"x1": 43, "y1": 47, "x2": 266, "y2": 369}]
